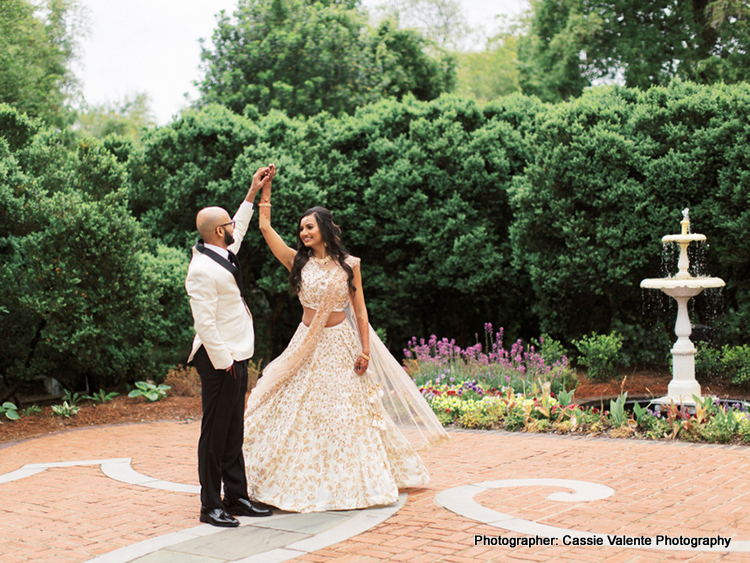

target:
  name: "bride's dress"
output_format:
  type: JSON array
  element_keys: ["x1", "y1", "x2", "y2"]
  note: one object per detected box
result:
[{"x1": 242, "y1": 256, "x2": 430, "y2": 513}]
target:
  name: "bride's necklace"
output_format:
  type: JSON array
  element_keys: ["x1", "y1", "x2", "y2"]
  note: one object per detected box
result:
[{"x1": 312, "y1": 253, "x2": 330, "y2": 266}]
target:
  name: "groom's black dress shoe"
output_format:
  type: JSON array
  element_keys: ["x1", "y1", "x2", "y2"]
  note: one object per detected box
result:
[
  {"x1": 200, "y1": 507, "x2": 240, "y2": 527},
  {"x1": 223, "y1": 497, "x2": 273, "y2": 517}
]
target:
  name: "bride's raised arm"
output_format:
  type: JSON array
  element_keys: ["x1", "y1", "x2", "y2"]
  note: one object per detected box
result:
[{"x1": 258, "y1": 164, "x2": 295, "y2": 272}]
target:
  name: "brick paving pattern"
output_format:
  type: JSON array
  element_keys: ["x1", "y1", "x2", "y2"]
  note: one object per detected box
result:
[{"x1": 1, "y1": 422, "x2": 748, "y2": 562}]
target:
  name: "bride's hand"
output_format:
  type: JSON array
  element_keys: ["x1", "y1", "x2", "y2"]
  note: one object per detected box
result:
[
  {"x1": 354, "y1": 354, "x2": 369, "y2": 376},
  {"x1": 259, "y1": 163, "x2": 275, "y2": 199}
]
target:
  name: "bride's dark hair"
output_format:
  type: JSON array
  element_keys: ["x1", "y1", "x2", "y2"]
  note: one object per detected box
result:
[{"x1": 289, "y1": 207, "x2": 355, "y2": 295}]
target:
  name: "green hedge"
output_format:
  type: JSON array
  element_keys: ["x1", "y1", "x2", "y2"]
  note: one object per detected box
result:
[
  {"x1": 3, "y1": 81, "x2": 750, "y2": 389},
  {"x1": 130, "y1": 83, "x2": 750, "y2": 365}
]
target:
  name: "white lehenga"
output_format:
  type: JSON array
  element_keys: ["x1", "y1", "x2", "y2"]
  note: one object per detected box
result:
[{"x1": 242, "y1": 256, "x2": 439, "y2": 513}]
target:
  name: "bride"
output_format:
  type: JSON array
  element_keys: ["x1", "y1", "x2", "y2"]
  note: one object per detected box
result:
[{"x1": 242, "y1": 164, "x2": 448, "y2": 513}]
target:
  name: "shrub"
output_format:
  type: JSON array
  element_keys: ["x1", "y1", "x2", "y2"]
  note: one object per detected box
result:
[
  {"x1": 130, "y1": 96, "x2": 540, "y2": 365},
  {"x1": 0, "y1": 121, "x2": 192, "y2": 392},
  {"x1": 695, "y1": 342, "x2": 722, "y2": 381},
  {"x1": 696, "y1": 343, "x2": 750, "y2": 388},
  {"x1": 722, "y1": 345, "x2": 750, "y2": 387},
  {"x1": 573, "y1": 332, "x2": 625, "y2": 382},
  {"x1": 509, "y1": 82, "x2": 750, "y2": 361},
  {"x1": 530, "y1": 334, "x2": 562, "y2": 363},
  {"x1": 163, "y1": 365, "x2": 201, "y2": 397}
]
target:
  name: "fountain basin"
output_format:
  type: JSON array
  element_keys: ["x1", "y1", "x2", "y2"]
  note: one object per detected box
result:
[
  {"x1": 662, "y1": 233, "x2": 706, "y2": 244},
  {"x1": 640, "y1": 277, "x2": 725, "y2": 296}
]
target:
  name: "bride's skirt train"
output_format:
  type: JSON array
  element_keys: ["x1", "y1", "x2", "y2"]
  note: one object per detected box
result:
[{"x1": 242, "y1": 321, "x2": 429, "y2": 513}]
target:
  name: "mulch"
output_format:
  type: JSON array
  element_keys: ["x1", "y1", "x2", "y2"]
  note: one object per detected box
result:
[
  {"x1": 0, "y1": 395, "x2": 202, "y2": 445},
  {"x1": 571, "y1": 364, "x2": 750, "y2": 404}
]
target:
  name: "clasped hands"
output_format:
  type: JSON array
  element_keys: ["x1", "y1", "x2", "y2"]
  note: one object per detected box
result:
[{"x1": 248, "y1": 163, "x2": 276, "y2": 199}]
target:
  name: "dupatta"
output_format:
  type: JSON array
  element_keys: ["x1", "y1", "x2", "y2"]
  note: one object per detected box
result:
[{"x1": 345, "y1": 307, "x2": 450, "y2": 450}]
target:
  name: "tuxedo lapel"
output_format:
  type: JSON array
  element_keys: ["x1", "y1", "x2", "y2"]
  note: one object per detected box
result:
[
  {"x1": 195, "y1": 240, "x2": 244, "y2": 297},
  {"x1": 227, "y1": 251, "x2": 245, "y2": 297}
]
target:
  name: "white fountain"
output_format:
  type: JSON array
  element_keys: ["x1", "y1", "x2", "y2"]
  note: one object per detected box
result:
[{"x1": 641, "y1": 209, "x2": 725, "y2": 406}]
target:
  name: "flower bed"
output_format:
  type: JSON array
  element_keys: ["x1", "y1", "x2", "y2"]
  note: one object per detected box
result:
[
  {"x1": 419, "y1": 378, "x2": 750, "y2": 444},
  {"x1": 405, "y1": 324, "x2": 578, "y2": 397},
  {"x1": 407, "y1": 326, "x2": 750, "y2": 445}
]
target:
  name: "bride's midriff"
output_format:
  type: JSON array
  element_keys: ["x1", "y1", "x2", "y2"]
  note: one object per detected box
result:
[{"x1": 302, "y1": 306, "x2": 346, "y2": 328}]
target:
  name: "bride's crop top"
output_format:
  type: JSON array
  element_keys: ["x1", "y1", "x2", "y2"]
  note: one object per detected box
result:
[{"x1": 298, "y1": 255, "x2": 360, "y2": 312}]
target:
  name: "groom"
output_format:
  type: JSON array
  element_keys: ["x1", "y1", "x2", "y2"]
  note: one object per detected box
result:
[{"x1": 185, "y1": 165, "x2": 275, "y2": 527}]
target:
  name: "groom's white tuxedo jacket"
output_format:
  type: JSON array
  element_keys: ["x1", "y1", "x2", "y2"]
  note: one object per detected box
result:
[{"x1": 185, "y1": 202, "x2": 255, "y2": 370}]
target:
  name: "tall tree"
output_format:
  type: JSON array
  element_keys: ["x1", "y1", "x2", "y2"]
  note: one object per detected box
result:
[
  {"x1": 75, "y1": 93, "x2": 156, "y2": 145},
  {"x1": 0, "y1": 0, "x2": 85, "y2": 128},
  {"x1": 371, "y1": 18, "x2": 456, "y2": 102},
  {"x1": 517, "y1": 0, "x2": 750, "y2": 102},
  {"x1": 196, "y1": 0, "x2": 455, "y2": 118},
  {"x1": 455, "y1": 34, "x2": 521, "y2": 102},
  {"x1": 372, "y1": 0, "x2": 471, "y2": 51},
  {"x1": 700, "y1": 0, "x2": 750, "y2": 83}
]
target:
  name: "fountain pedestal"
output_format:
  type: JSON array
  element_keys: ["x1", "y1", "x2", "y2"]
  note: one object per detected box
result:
[
  {"x1": 663, "y1": 287, "x2": 702, "y2": 402},
  {"x1": 640, "y1": 212, "x2": 724, "y2": 407}
]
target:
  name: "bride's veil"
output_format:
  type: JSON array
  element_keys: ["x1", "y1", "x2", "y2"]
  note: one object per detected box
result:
[{"x1": 345, "y1": 306, "x2": 450, "y2": 450}]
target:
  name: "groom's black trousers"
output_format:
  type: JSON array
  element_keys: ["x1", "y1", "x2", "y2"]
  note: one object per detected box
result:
[{"x1": 193, "y1": 345, "x2": 249, "y2": 510}]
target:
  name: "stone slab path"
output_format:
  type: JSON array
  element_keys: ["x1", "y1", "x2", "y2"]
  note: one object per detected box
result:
[{"x1": 1, "y1": 421, "x2": 749, "y2": 562}]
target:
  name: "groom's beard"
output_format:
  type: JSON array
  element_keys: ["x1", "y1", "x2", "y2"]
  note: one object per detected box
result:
[{"x1": 224, "y1": 231, "x2": 235, "y2": 246}]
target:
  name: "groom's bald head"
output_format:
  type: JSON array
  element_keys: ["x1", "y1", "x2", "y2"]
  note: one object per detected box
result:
[{"x1": 196, "y1": 207, "x2": 232, "y2": 245}]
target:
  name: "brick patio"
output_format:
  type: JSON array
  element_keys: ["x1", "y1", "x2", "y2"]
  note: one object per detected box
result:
[{"x1": 1, "y1": 422, "x2": 748, "y2": 562}]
